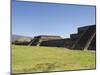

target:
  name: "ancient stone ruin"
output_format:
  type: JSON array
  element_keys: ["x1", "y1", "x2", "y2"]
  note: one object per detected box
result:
[
  {"x1": 28, "y1": 35, "x2": 62, "y2": 46},
  {"x1": 29, "y1": 25, "x2": 96, "y2": 50},
  {"x1": 71, "y1": 25, "x2": 96, "y2": 50}
]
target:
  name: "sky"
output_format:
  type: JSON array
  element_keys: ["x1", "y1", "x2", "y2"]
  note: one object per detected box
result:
[{"x1": 12, "y1": 0, "x2": 96, "y2": 38}]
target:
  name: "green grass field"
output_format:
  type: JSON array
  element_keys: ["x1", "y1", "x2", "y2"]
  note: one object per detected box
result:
[{"x1": 12, "y1": 45, "x2": 96, "y2": 74}]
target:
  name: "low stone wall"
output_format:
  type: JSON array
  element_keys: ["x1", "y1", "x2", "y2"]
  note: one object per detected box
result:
[
  {"x1": 40, "y1": 38, "x2": 75, "y2": 48},
  {"x1": 14, "y1": 42, "x2": 30, "y2": 45}
]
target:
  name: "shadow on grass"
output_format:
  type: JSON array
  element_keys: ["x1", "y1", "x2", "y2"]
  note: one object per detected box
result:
[{"x1": 32, "y1": 62, "x2": 60, "y2": 72}]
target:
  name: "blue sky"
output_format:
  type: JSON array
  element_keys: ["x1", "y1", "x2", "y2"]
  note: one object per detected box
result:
[{"x1": 12, "y1": 0, "x2": 96, "y2": 38}]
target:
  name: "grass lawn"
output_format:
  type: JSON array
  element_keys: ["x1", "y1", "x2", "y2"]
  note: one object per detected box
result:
[{"x1": 12, "y1": 45, "x2": 96, "y2": 74}]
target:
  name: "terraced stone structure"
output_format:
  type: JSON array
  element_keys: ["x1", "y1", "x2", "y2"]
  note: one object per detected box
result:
[
  {"x1": 71, "y1": 25, "x2": 96, "y2": 50},
  {"x1": 29, "y1": 25, "x2": 96, "y2": 50},
  {"x1": 28, "y1": 35, "x2": 62, "y2": 46}
]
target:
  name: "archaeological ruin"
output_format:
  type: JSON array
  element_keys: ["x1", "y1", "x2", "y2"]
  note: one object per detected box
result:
[{"x1": 29, "y1": 25, "x2": 96, "y2": 50}]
